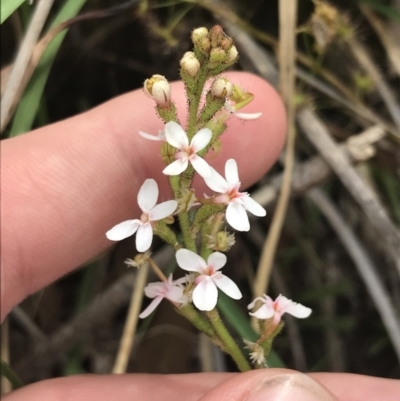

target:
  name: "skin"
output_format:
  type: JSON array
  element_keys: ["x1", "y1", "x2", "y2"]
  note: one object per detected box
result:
[{"x1": 1, "y1": 72, "x2": 398, "y2": 400}]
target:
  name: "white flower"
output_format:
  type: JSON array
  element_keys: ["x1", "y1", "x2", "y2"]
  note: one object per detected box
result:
[
  {"x1": 176, "y1": 249, "x2": 242, "y2": 311},
  {"x1": 106, "y1": 179, "x2": 177, "y2": 252},
  {"x1": 248, "y1": 294, "x2": 312, "y2": 326},
  {"x1": 162, "y1": 121, "x2": 213, "y2": 178},
  {"x1": 225, "y1": 99, "x2": 262, "y2": 120},
  {"x1": 139, "y1": 275, "x2": 186, "y2": 318},
  {"x1": 139, "y1": 129, "x2": 165, "y2": 141},
  {"x1": 204, "y1": 159, "x2": 266, "y2": 231}
]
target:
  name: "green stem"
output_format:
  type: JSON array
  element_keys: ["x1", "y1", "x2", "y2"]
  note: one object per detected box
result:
[
  {"x1": 179, "y1": 211, "x2": 196, "y2": 252},
  {"x1": 206, "y1": 309, "x2": 251, "y2": 372},
  {"x1": 1, "y1": 359, "x2": 24, "y2": 389}
]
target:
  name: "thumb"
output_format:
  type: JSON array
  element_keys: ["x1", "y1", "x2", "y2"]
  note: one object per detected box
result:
[{"x1": 200, "y1": 369, "x2": 337, "y2": 401}]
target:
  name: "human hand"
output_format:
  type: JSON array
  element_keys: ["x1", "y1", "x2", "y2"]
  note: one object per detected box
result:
[{"x1": 2, "y1": 72, "x2": 398, "y2": 400}]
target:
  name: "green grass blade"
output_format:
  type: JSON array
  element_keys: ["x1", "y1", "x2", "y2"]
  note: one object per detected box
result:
[
  {"x1": 10, "y1": 0, "x2": 88, "y2": 137},
  {"x1": 1, "y1": 0, "x2": 26, "y2": 24},
  {"x1": 217, "y1": 293, "x2": 285, "y2": 367}
]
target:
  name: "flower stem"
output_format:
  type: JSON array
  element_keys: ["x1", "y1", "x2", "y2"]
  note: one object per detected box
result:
[{"x1": 206, "y1": 308, "x2": 251, "y2": 372}]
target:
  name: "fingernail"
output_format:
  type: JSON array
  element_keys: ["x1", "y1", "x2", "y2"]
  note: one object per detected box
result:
[{"x1": 245, "y1": 372, "x2": 337, "y2": 401}]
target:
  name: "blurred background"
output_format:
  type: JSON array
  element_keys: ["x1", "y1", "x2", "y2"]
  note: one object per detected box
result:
[{"x1": 1, "y1": 0, "x2": 400, "y2": 391}]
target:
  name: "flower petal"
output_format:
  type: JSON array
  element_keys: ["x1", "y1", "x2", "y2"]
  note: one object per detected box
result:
[
  {"x1": 136, "y1": 223, "x2": 153, "y2": 252},
  {"x1": 106, "y1": 220, "x2": 140, "y2": 241},
  {"x1": 165, "y1": 285, "x2": 184, "y2": 303},
  {"x1": 139, "y1": 296, "x2": 163, "y2": 318},
  {"x1": 213, "y1": 274, "x2": 242, "y2": 300},
  {"x1": 139, "y1": 131, "x2": 164, "y2": 141},
  {"x1": 247, "y1": 296, "x2": 269, "y2": 310},
  {"x1": 249, "y1": 304, "x2": 275, "y2": 320},
  {"x1": 234, "y1": 112, "x2": 262, "y2": 120},
  {"x1": 190, "y1": 155, "x2": 212, "y2": 178},
  {"x1": 138, "y1": 179, "x2": 158, "y2": 212},
  {"x1": 144, "y1": 281, "x2": 164, "y2": 298},
  {"x1": 192, "y1": 279, "x2": 218, "y2": 311},
  {"x1": 204, "y1": 168, "x2": 229, "y2": 193},
  {"x1": 226, "y1": 202, "x2": 250, "y2": 231},
  {"x1": 190, "y1": 128, "x2": 212, "y2": 152},
  {"x1": 242, "y1": 196, "x2": 266, "y2": 217},
  {"x1": 176, "y1": 249, "x2": 207, "y2": 273},
  {"x1": 207, "y1": 252, "x2": 227, "y2": 271},
  {"x1": 277, "y1": 294, "x2": 312, "y2": 319},
  {"x1": 164, "y1": 121, "x2": 188, "y2": 149},
  {"x1": 225, "y1": 159, "x2": 240, "y2": 186},
  {"x1": 150, "y1": 200, "x2": 177, "y2": 221},
  {"x1": 162, "y1": 159, "x2": 188, "y2": 175}
]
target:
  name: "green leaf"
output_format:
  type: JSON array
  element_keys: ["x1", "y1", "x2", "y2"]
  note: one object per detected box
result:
[
  {"x1": 217, "y1": 292, "x2": 285, "y2": 367},
  {"x1": 1, "y1": 0, "x2": 26, "y2": 24},
  {"x1": 10, "y1": 0, "x2": 88, "y2": 136}
]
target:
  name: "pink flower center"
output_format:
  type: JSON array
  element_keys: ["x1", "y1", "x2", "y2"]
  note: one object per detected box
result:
[
  {"x1": 140, "y1": 212, "x2": 150, "y2": 223},
  {"x1": 176, "y1": 146, "x2": 195, "y2": 160}
]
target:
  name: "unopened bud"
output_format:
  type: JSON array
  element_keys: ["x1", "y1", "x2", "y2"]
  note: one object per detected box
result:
[
  {"x1": 220, "y1": 37, "x2": 233, "y2": 50},
  {"x1": 208, "y1": 48, "x2": 226, "y2": 68},
  {"x1": 226, "y1": 46, "x2": 238, "y2": 64},
  {"x1": 209, "y1": 25, "x2": 224, "y2": 48},
  {"x1": 180, "y1": 51, "x2": 201, "y2": 77},
  {"x1": 144, "y1": 75, "x2": 171, "y2": 107},
  {"x1": 211, "y1": 77, "x2": 233, "y2": 98},
  {"x1": 192, "y1": 27, "x2": 208, "y2": 46}
]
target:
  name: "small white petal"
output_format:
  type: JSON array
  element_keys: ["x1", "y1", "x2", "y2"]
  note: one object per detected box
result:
[
  {"x1": 165, "y1": 285, "x2": 184, "y2": 303},
  {"x1": 150, "y1": 200, "x2": 177, "y2": 221},
  {"x1": 207, "y1": 252, "x2": 227, "y2": 271},
  {"x1": 144, "y1": 281, "x2": 164, "y2": 298},
  {"x1": 192, "y1": 279, "x2": 218, "y2": 311},
  {"x1": 162, "y1": 159, "x2": 188, "y2": 175},
  {"x1": 225, "y1": 159, "x2": 240, "y2": 186},
  {"x1": 176, "y1": 249, "x2": 207, "y2": 273},
  {"x1": 190, "y1": 155, "x2": 212, "y2": 178},
  {"x1": 213, "y1": 274, "x2": 242, "y2": 299},
  {"x1": 190, "y1": 128, "x2": 212, "y2": 152},
  {"x1": 164, "y1": 121, "x2": 189, "y2": 149},
  {"x1": 136, "y1": 223, "x2": 153, "y2": 252},
  {"x1": 106, "y1": 220, "x2": 140, "y2": 241},
  {"x1": 138, "y1": 179, "x2": 158, "y2": 212},
  {"x1": 226, "y1": 202, "x2": 250, "y2": 231},
  {"x1": 242, "y1": 196, "x2": 267, "y2": 217},
  {"x1": 139, "y1": 296, "x2": 163, "y2": 318},
  {"x1": 204, "y1": 168, "x2": 229, "y2": 193},
  {"x1": 247, "y1": 296, "x2": 269, "y2": 310},
  {"x1": 249, "y1": 304, "x2": 275, "y2": 320},
  {"x1": 277, "y1": 295, "x2": 312, "y2": 319},
  {"x1": 234, "y1": 112, "x2": 262, "y2": 120},
  {"x1": 139, "y1": 131, "x2": 164, "y2": 141}
]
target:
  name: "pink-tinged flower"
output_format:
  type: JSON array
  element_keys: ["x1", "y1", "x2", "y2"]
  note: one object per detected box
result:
[
  {"x1": 106, "y1": 179, "x2": 177, "y2": 252},
  {"x1": 176, "y1": 249, "x2": 242, "y2": 311},
  {"x1": 162, "y1": 121, "x2": 213, "y2": 178},
  {"x1": 139, "y1": 275, "x2": 186, "y2": 318},
  {"x1": 248, "y1": 294, "x2": 312, "y2": 325},
  {"x1": 204, "y1": 159, "x2": 266, "y2": 231},
  {"x1": 225, "y1": 100, "x2": 262, "y2": 120},
  {"x1": 138, "y1": 129, "x2": 165, "y2": 141}
]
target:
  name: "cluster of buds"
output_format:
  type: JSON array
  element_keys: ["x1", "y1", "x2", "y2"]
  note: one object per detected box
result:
[{"x1": 105, "y1": 25, "x2": 312, "y2": 371}]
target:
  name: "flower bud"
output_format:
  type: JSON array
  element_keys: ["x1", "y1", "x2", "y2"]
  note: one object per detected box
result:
[
  {"x1": 226, "y1": 46, "x2": 238, "y2": 64},
  {"x1": 220, "y1": 37, "x2": 233, "y2": 51},
  {"x1": 192, "y1": 27, "x2": 208, "y2": 46},
  {"x1": 211, "y1": 77, "x2": 233, "y2": 98},
  {"x1": 209, "y1": 25, "x2": 224, "y2": 48},
  {"x1": 144, "y1": 75, "x2": 171, "y2": 107},
  {"x1": 180, "y1": 51, "x2": 201, "y2": 77},
  {"x1": 208, "y1": 48, "x2": 226, "y2": 68}
]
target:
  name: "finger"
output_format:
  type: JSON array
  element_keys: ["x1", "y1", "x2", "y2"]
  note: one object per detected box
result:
[
  {"x1": 4, "y1": 371, "x2": 399, "y2": 401},
  {"x1": 1, "y1": 72, "x2": 286, "y2": 319}
]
